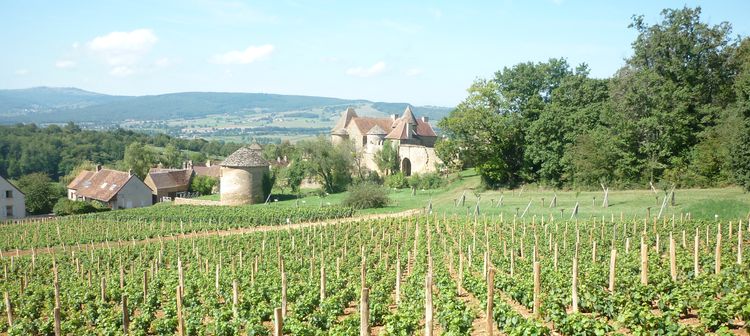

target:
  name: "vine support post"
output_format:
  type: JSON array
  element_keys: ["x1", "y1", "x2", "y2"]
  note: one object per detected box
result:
[
  {"x1": 715, "y1": 231, "x2": 722, "y2": 275},
  {"x1": 4, "y1": 291, "x2": 12, "y2": 328},
  {"x1": 176, "y1": 286, "x2": 184, "y2": 336},
  {"x1": 122, "y1": 294, "x2": 129, "y2": 335},
  {"x1": 274, "y1": 307, "x2": 283, "y2": 336},
  {"x1": 425, "y1": 273, "x2": 433, "y2": 336},
  {"x1": 533, "y1": 261, "x2": 541, "y2": 317},
  {"x1": 486, "y1": 268, "x2": 495, "y2": 336},
  {"x1": 738, "y1": 221, "x2": 743, "y2": 266},
  {"x1": 669, "y1": 233, "x2": 677, "y2": 281},
  {"x1": 232, "y1": 280, "x2": 239, "y2": 321},
  {"x1": 572, "y1": 244, "x2": 579, "y2": 313},
  {"x1": 395, "y1": 255, "x2": 401, "y2": 304},
  {"x1": 694, "y1": 229, "x2": 700, "y2": 276},
  {"x1": 640, "y1": 235, "x2": 648, "y2": 285},
  {"x1": 608, "y1": 248, "x2": 616, "y2": 292},
  {"x1": 53, "y1": 306, "x2": 61, "y2": 336},
  {"x1": 360, "y1": 288, "x2": 370, "y2": 336}
]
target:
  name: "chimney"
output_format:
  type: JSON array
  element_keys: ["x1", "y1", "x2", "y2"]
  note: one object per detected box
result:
[
  {"x1": 128, "y1": 169, "x2": 133, "y2": 177},
  {"x1": 422, "y1": 116, "x2": 429, "y2": 123},
  {"x1": 206, "y1": 159, "x2": 211, "y2": 167},
  {"x1": 391, "y1": 114, "x2": 398, "y2": 121},
  {"x1": 187, "y1": 160, "x2": 193, "y2": 169},
  {"x1": 96, "y1": 164, "x2": 102, "y2": 172},
  {"x1": 283, "y1": 155, "x2": 287, "y2": 162},
  {"x1": 277, "y1": 156, "x2": 281, "y2": 163}
]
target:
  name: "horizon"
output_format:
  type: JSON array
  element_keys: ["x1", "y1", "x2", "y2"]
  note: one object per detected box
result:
[{"x1": 2, "y1": 1, "x2": 749, "y2": 106}]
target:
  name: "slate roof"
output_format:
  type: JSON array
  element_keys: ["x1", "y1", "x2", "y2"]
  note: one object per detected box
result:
[
  {"x1": 68, "y1": 169, "x2": 135, "y2": 202},
  {"x1": 147, "y1": 168, "x2": 193, "y2": 190},
  {"x1": 220, "y1": 146, "x2": 270, "y2": 168}
]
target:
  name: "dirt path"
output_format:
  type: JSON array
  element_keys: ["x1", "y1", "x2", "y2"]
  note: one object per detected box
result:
[{"x1": 1, "y1": 209, "x2": 422, "y2": 258}]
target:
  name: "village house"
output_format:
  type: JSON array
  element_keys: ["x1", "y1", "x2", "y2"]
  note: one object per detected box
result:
[
  {"x1": 188, "y1": 160, "x2": 221, "y2": 179},
  {"x1": 144, "y1": 166, "x2": 194, "y2": 203},
  {"x1": 0, "y1": 175, "x2": 25, "y2": 220},
  {"x1": 331, "y1": 106, "x2": 442, "y2": 176},
  {"x1": 67, "y1": 165, "x2": 153, "y2": 210}
]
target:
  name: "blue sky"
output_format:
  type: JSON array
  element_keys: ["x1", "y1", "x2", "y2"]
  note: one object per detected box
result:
[{"x1": 1, "y1": 1, "x2": 749, "y2": 106}]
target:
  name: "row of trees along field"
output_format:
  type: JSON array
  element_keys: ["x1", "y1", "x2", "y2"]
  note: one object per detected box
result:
[
  {"x1": 0, "y1": 213, "x2": 747, "y2": 334},
  {"x1": 437, "y1": 7, "x2": 750, "y2": 190},
  {"x1": 0, "y1": 122, "x2": 243, "y2": 181}
]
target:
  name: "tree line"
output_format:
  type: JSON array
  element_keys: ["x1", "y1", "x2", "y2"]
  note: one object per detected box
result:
[
  {"x1": 0, "y1": 122, "x2": 243, "y2": 181},
  {"x1": 437, "y1": 7, "x2": 750, "y2": 190}
]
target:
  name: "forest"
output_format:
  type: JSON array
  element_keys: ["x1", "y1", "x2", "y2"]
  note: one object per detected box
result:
[
  {"x1": 437, "y1": 7, "x2": 750, "y2": 190},
  {"x1": 0, "y1": 122, "x2": 242, "y2": 181}
]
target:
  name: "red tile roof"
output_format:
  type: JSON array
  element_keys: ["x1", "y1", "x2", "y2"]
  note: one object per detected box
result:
[{"x1": 68, "y1": 169, "x2": 136, "y2": 202}]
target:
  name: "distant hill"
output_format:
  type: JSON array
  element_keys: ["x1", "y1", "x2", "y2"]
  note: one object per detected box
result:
[{"x1": 0, "y1": 87, "x2": 453, "y2": 124}]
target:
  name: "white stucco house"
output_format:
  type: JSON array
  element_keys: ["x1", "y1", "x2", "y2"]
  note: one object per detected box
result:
[{"x1": 0, "y1": 175, "x2": 25, "y2": 220}]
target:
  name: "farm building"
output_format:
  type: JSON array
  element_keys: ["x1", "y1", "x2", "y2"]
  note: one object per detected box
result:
[
  {"x1": 188, "y1": 160, "x2": 222, "y2": 179},
  {"x1": 144, "y1": 167, "x2": 194, "y2": 203},
  {"x1": 220, "y1": 145, "x2": 270, "y2": 205},
  {"x1": 0, "y1": 175, "x2": 25, "y2": 220},
  {"x1": 67, "y1": 165, "x2": 153, "y2": 210},
  {"x1": 331, "y1": 106, "x2": 442, "y2": 176}
]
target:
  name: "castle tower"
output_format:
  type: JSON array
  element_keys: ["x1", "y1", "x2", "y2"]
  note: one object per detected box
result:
[{"x1": 220, "y1": 145, "x2": 270, "y2": 205}]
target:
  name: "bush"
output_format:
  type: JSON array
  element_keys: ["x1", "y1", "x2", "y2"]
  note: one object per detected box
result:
[
  {"x1": 408, "y1": 173, "x2": 445, "y2": 190},
  {"x1": 53, "y1": 198, "x2": 111, "y2": 216},
  {"x1": 342, "y1": 183, "x2": 390, "y2": 210},
  {"x1": 385, "y1": 172, "x2": 409, "y2": 189},
  {"x1": 190, "y1": 175, "x2": 218, "y2": 195},
  {"x1": 353, "y1": 170, "x2": 383, "y2": 185}
]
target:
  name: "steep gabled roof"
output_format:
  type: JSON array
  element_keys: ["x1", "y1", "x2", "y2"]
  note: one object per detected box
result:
[
  {"x1": 221, "y1": 146, "x2": 270, "y2": 168},
  {"x1": 414, "y1": 118, "x2": 437, "y2": 137},
  {"x1": 68, "y1": 169, "x2": 136, "y2": 202},
  {"x1": 147, "y1": 168, "x2": 193, "y2": 190},
  {"x1": 331, "y1": 107, "x2": 358, "y2": 132},
  {"x1": 0, "y1": 175, "x2": 23, "y2": 196},
  {"x1": 385, "y1": 120, "x2": 411, "y2": 140},
  {"x1": 351, "y1": 117, "x2": 393, "y2": 135},
  {"x1": 401, "y1": 106, "x2": 418, "y2": 125}
]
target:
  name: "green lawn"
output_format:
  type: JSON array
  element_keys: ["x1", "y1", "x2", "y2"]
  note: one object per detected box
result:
[{"x1": 193, "y1": 169, "x2": 750, "y2": 221}]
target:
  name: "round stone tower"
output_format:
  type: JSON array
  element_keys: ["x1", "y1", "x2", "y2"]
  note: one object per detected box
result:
[{"x1": 220, "y1": 145, "x2": 270, "y2": 205}]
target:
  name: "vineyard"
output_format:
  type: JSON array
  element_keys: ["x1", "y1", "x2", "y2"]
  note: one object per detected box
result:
[{"x1": 0, "y1": 211, "x2": 749, "y2": 335}]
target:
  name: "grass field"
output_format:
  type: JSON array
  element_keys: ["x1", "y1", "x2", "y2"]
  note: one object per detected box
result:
[{"x1": 199, "y1": 169, "x2": 750, "y2": 221}]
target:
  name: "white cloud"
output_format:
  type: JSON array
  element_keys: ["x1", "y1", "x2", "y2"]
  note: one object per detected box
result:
[
  {"x1": 346, "y1": 61, "x2": 386, "y2": 77},
  {"x1": 56, "y1": 60, "x2": 76, "y2": 69},
  {"x1": 551, "y1": 0, "x2": 563, "y2": 5},
  {"x1": 88, "y1": 29, "x2": 158, "y2": 68},
  {"x1": 429, "y1": 8, "x2": 443, "y2": 19},
  {"x1": 15, "y1": 69, "x2": 29, "y2": 75},
  {"x1": 211, "y1": 45, "x2": 275, "y2": 65},
  {"x1": 405, "y1": 68, "x2": 423, "y2": 77},
  {"x1": 110, "y1": 66, "x2": 134, "y2": 77},
  {"x1": 154, "y1": 57, "x2": 172, "y2": 67}
]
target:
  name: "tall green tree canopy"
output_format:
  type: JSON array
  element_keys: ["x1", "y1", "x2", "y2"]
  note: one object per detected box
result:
[{"x1": 298, "y1": 136, "x2": 353, "y2": 193}]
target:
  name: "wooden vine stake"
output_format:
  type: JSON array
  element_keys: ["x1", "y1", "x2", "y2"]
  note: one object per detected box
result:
[
  {"x1": 54, "y1": 306, "x2": 61, "y2": 336},
  {"x1": 360, "y1": 288, "x2": 370, "y2": 336},
  {"x1": 640, "y1": 235, "x2": 648, "y2": 285},
  {"x1": 694, "y1": 229, "x2": 700, "y2": 276},
  {"x1": 715, "y1": 230, "x2": 722, "y2": 275},
  {"x1": 274, "y1": 307, "x2": 283, "y2": 336},
  {"x1": 738, "y1": 221, "x2": 743, "y2": 266},
  {"x1": 608, "y1": 249, "x2": 616, "y2": 292},
  {"x1": 176, "y1": 286, "x2": 184, "y2": 336},
  {"x1": 281, "y1": 270, "x2": 287, "y2": 318},
  {"x1": 395, "y1": 255, "x2": 401, "y2": 304},
  {"x1": 572, "y1": 244, "x2": 579, "y2": 313},
  {"x1": 486, "y1": 268, "x2": 495, "y2": 336},
  {"x1": 669, "y1": 233, "x2": 677, "y2": 281},
  {"x1": 424, "y1": 273, "x2": 433, "y2": 336},
  {"x1": 320, "y1": 263, "x2": 326, "y2": 302},
  {"x1": 533, "y1": 261, "x2": 541, "y2": 317},
  {"x1": 122, "y1": 295, "x2": 129, "y2": 335},
  {"x1": 232, "y1": 280, "x2": 239, "y2": 320},
  {"x1": 4, "y1": 291, "x2": 12, "y2": 328}
]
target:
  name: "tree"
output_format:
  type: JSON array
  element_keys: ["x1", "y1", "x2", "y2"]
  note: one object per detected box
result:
[
  {"x1": 190, "y1": 176, "x2": 218, "y2": 195},
  {"x1": 16, "y1": 173, "x2": 60, "y2": 214},
  {"x1": 374, "y1": 140, "x2": 400, "y2": 175},
  {"x1": 438, "y1": 79, "x2": 525, "y2": 187},
  {"x1": 123, "y1": 142, "x2": 156, "y2": 179},
  {"x1": 298, "y1": 136, "x2": 353, "y2": 193},
  {"x1": 277, "y1": 161, "x2": 306, "y2": 194},
  {"x1": 161, "y1": 144, "x2": 183, "y2": 168}
]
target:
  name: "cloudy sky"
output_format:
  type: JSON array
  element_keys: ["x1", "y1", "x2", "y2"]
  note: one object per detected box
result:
[{"x1": 1, "y1": 0, "x2": 749, "y2": 106}]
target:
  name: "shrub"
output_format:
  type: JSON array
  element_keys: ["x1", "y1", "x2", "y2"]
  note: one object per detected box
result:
[
  {"x1": 342, "y1": 183, "x2": 390, "y2": 210},
  {"x1": 190, "y1": 175, "x2": 218, "y2": 195},
  {"x1": 53, "y1": 198, "x2": 111, "y2": 216},
  {"x1": 385, "y1": 172, "x2": 409, "y2": 189},
  {"x1": 408, "y1": 173, "x2": 446, "y2": 190}
]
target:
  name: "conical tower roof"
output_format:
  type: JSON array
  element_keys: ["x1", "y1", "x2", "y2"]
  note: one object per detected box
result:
[
  {"x1": 367, "y1": 124, "x2": 387, "y2": 135},
  {"x1": 221, "y1": 146, "x2": 269, "y2": 167}
]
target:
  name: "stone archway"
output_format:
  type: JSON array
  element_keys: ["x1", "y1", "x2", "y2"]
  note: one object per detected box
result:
[{"x1": 401, "y1": 158, "x2": 412, "y2": 176}]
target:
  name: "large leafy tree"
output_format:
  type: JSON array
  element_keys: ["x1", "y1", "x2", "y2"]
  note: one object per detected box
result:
[
  {"x1": 298, "y1": 136, "x2": 353, "y2": 193},
  {"x1": 16, "y1": 173, "x2": 61, "y2": 214},
  {"x1": 123, "y1": 142, "x2": 157, "y2": 179},
  {"x1": 374, "y1": 140, "x2": 400, "y2": 176}
]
